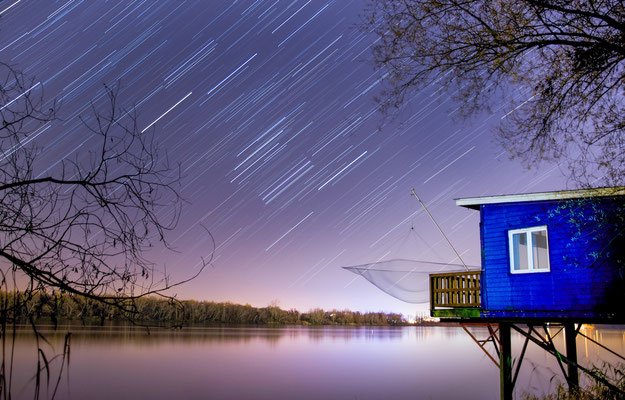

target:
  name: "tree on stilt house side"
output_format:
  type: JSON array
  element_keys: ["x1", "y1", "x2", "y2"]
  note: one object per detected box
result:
[{"x1": 367, "y1": 0, "x2": 625, "y2": 185}]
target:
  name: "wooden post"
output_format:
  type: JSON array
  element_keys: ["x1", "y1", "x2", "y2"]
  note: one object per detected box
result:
[
  {"x1": 429, "y1": 276, "x2": 435, "y2": 315},
  {"x1": 500, "y1": 322, "x2": 513, "y2": 400},
  {"x1": 565, "y1": 322, "x2": 579, "y2": 391}
]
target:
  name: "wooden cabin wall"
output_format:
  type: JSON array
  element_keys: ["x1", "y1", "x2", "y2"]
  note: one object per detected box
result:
[{"x1": 479, "y1": 197, "x2": 625, "y2": 318}]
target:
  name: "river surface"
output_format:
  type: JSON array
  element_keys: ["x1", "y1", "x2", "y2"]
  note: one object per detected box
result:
[{"x1": 5, "y1": 323, "x2": 625, "y2": 399}]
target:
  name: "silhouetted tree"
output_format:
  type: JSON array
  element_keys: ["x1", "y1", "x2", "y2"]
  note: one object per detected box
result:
[
  {"x1": 368, "y1": 0, "x2": 625, "y2": 185},
  {"x1": 0, "y1": 63, "x2": 208, "y2": 397},
  {"x1": 0, "y1": 63, "x2": 205, "y2": 310}
]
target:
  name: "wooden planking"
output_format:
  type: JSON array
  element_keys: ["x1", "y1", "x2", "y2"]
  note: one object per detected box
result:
[
  {"x1": 479, "y1": 197, "x2": 625, "y2": 317},
  {"x1": 430, "y1": 271, "x2": 481, "y2": 309}
]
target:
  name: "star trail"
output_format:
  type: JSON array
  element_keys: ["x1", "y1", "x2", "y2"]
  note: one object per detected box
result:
[{"x1": 1, "y1": 0, "x2": 564, "y2": 318}]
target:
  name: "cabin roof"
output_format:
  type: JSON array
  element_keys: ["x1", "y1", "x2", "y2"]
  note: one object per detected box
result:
[{"x1": 455, "y1": 187, "x2": 625, "y2": 210}]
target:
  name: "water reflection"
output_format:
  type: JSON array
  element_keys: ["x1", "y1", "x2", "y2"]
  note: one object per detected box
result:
[
  {"x1": 11, "y1": 323, "x2": 409, "y2": 345},
  {"x1": 6, "y1": 323, "x2": 624, "y2": 400}
]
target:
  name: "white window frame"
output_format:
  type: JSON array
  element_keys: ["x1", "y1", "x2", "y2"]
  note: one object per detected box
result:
[{"x1": 508, "y1": 225, "x2": 550, "y2": 274}]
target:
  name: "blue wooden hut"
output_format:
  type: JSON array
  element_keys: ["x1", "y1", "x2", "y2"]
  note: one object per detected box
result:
[{"x1": 430, "y1": 187, "x2": 625, "y2": 322}]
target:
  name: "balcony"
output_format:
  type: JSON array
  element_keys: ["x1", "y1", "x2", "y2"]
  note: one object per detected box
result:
[{"x1": 430, "y1": 270, "x2": 482, "y2": 318}]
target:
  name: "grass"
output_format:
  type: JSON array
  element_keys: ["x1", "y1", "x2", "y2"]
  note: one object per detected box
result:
[{"x1": 523, "y1": 363, "x2": 625, "y2": 400}]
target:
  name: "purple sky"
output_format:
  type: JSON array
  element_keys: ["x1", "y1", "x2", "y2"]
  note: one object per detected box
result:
[{"x1": 2, "y1": 0, "x2": 566, "y2": 318}]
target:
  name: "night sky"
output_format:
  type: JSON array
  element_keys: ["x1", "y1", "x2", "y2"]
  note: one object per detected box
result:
[{"x1": 2, "y1": 0, "x2": 566, "y2": 318}]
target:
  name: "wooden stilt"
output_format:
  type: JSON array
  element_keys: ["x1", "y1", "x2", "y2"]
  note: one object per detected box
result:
[
  {"x1": 565, "y1": 322, "x2": 579, "y2": 392},
  {"x1": 499, "y1": 322, "x2": 513, "y2": 400}
]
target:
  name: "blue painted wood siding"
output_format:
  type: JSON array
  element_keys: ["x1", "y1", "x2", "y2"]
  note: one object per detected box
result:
[{"x1": 480, "y1": 197, "x2": 625, "y2": 314}]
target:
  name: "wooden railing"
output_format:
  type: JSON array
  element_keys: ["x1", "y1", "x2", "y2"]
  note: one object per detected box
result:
[{"x1": 430, "y1": 271, "x2": 481, "y2": 309}]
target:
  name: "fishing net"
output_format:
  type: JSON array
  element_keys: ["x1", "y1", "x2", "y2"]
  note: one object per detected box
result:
[{"x1": 343, "y1": 259, "x2": 480, "y2": 303}]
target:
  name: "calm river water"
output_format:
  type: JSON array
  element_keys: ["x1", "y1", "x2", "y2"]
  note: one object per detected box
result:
[{"x1": 6, "y1": 323, "x2": 625, "y2": 399}]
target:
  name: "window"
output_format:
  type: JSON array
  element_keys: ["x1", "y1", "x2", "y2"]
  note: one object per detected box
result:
[{"x1": 508, "y1": 226, "x2": 550, "y2": 273}]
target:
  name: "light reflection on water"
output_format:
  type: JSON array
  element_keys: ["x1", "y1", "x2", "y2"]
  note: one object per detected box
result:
[{"x1": 7, "y1": 324, "x2": 625, "y2": 399}]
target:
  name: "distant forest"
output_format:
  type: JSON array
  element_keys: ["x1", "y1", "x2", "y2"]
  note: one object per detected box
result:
[{"x1": 2, "y1": 292, "x2": 415, "y2": 326}]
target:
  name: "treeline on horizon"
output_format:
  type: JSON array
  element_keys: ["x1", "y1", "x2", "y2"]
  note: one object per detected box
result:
[{"x1": 1, "y1": 291, "x2": 414, "y2": 326}]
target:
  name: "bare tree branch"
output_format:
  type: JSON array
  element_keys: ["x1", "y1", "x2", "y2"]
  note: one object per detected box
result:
[
  {"x1": 367, "y1": 0, "x2": 625, "y2": 185},
  {"x1": 0, "y1": 64, "x2": 208, "y2": 315}
]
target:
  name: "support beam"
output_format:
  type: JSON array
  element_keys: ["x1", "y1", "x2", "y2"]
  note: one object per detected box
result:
[
  {"x1": 542, "y1": 325, "x2": 569, "y2": 383},
  {"x1": 577, "y1": 329, "x2": 625, "y2": 362},
  {"x1": 499, "y1": 322, "x2": 513, "y2": 400},
  {"x1": 510, "y1": 324, "x2": 624, "y2": 396},
  {"x1": 564, "y1": 323, "x2": 579, "y2": 392},
  {"x1": 461, "y1": 323, "x2": 500, "y2": 367},
  {"x1": 511, "y1": 330, "x2": 531, "y2": 390}
]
